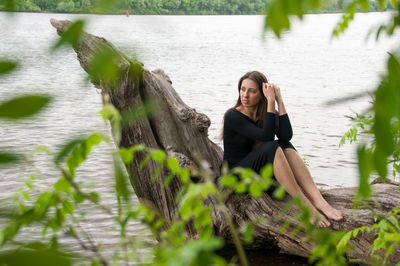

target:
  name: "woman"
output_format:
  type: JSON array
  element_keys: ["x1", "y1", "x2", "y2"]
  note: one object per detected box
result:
[{"x1": 222, "y1": 71, "x2": 342, "y2": 227}]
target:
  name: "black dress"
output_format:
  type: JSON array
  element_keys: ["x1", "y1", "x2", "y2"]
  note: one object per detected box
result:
[{"x1": 223, "y1": 108, "x2": 295, "y2": 180}]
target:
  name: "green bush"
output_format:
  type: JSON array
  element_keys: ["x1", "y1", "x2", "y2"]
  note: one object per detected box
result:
[{"x1": 55, "y1": 0, "x2": 75, "y2": 13}]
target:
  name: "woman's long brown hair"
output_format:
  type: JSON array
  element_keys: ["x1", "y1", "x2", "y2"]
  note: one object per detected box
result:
[{"x1": 220, "y1": 71, "x2": 269, "y2": 140}]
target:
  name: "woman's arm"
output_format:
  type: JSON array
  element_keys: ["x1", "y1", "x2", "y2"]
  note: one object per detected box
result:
[
  {"x1": 274, "y1": 85, "x2": 293, "y2": 141},
  {"x1": 274, "y1": 85, "x2": 286, "y2": 116},
  {"x1": 225, "y1": 109, "x2": 276, "y2": 142}
]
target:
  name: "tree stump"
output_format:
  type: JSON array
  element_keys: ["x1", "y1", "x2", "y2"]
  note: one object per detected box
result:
[{"x1": 50, "y1": 18, "x2": 400, "y2": 263}]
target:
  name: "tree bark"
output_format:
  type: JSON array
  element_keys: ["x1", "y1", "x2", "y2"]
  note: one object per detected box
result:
[{"x1": 50, "y1": 18, "x2": 400, "y2": 263}]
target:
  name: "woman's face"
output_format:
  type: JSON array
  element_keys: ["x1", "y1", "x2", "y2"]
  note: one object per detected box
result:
[{"x1": 240, "y1": 78, "x2": 262, "y2": 108}]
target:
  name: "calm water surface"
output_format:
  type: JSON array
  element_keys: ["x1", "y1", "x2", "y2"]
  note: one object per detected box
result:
[{"x1": 0, "y1": 12, "x2": 398, "y2": 264}]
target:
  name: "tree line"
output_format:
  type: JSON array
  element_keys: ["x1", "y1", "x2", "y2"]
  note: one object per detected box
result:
[{"x1": 0, "y1": 0, "x2": 394, "y2": 14}]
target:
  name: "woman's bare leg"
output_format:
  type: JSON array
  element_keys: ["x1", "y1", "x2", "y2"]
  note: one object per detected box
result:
[
  {"x1": 283, "y1": 148, "x2": 343, "y2": 221},
  {"x1": 273, "y1": 147, "x2": 331, "y2": 227}
]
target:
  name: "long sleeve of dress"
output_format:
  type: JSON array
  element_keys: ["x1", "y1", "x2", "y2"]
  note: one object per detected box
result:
[
  {"x1": 276, "y1": 114, "x2": 293, "y2": 141},
  {"x1": 225, "y1": 109, "x2": 276, "y2": 142}
]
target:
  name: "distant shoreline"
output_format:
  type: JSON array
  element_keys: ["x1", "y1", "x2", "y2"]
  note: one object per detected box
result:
[{"x1": 0, "y1": 10, "x2": 393, "y2": 16}]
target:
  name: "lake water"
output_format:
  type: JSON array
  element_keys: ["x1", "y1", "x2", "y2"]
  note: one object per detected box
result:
[{"x1": 0, "y1": 11, "x2": 399, "y2": 263}]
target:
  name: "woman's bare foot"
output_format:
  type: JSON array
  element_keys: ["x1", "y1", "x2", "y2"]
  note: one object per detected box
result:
[
  {"x1": 310, "y1": 210, "x2": 331, "y2": 227},
  {"x1": 315, "y1": 199, "x2": 343, "y2": 221}
]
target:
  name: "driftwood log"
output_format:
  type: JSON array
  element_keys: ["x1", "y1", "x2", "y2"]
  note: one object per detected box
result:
[{"x1": 50, "y1": 18, "x2": 400, "y2": 263}]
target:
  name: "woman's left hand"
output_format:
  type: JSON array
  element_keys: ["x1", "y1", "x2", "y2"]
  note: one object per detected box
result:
[{"x1": 273, "y1": 85, "x2": 283, "y2": 103}]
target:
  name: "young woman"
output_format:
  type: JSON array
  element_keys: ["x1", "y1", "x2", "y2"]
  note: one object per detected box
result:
[{"x1": 222, "y1": 71, "x2": 343, "y2": 227}]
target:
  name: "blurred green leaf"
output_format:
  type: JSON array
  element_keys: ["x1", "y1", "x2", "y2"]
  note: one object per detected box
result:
[
  {"x1": 139, "y1": 153, "x2": 151, "y2": 170},
  {"x1": 86, "y1": 45, "x2": 122, "y2": 86},
  {"x1": 54, "y1": 138, "x2": 85, "y2": 164},
  {"x1": 62, "y1": 200, "x2": 74, "y2": 215},
  {"x1": 0, "y1": 243, "x2": 78, "y2": 266},
  {"x1": 240, "y1": 168, "x2": 253, "y2": 179},
  {"x1": 0, "y1": 95, "x2": 51, "y2": 120},
  {"x1": 264, "y1": 0, "x2": 324, "y2": 38},
  {"x1": 163, "y1": 174, "x2": 174, "y2": 187},
  {"x1": 52, "y1": 20, "x2": 85, "y2": 51},
  {"x1": 378, "y1": 0, "x2": 388, "y2": 9},
  {"x1": 88, "y1": 192, "x2": 100, "y2": 203},
  {"x1": 161, "y1": 238, "x2": 224, "y2": 266},
  {"x1": 66, "y1": 133, "x2": 105, "y2": 176},
  {"x1": 235, "y1": 182, "x2": 247, "y2": 194},
  {"x1": 359, "y1": 0, "x2": 369, "y2": 11},
  {"x1": 0, "y1": 222, "x2": 20, "y2": 246},
  {"x1": 336, "y1": 231, "x2": 352, "y2": 254},
  {"x1": 54, "y1": 177, "x2": 71, "y2": 193},
  {"x1": 0, "y1": 152, "x2": 20, "y2": 166},
  {"x1": 73, "y1": 191, "x2": 84, "y2": 204},
  {"x1": 220, "y1": 175, "x2": 237, "y2": 187},
  {"x1": 151, "y1": 150, "x2": 165, "y2": 163},
  {"x1": 167, "y1": 157, "x2": 180, "y2": 173},
  {"x1": 114, "y1": 156, "x2": 130, "y2": 202},
  {"x1": 179, "y1": 168, "x2": 190, "y2": 183},
  {"x1": 332, "y1": 1, "x2": 357, "y2": 37},
  {"x1": 357, "y1": 145, "x2": 372, "y2": 198},
  {"x1": 273, "y1": 185, "x2": 286, "y2": 200},
  {"x1": 374, "y1": 148, "x2": 388, "y2": 179},
  {"x1": 261, "y1": 164, "x2": 273, "y2": 180},
  {"x1": 120, "y1": 100, "x2": 161, "y2": 127},
  {"x1": 119, "y1": 148, "x2": 133, "y2": 164},
  {"x1": 0, "y1": 60, "x2": 18, "y2": 76},
  {"x1": 249, "y1": 182, "x2": 263, "y2": 197},
  {"x1": 264, "y1": 0, "x2": 291, "y2": 38},
  {"x1": 99, "y1": 104, "x2": 122, "y2": 144},
  {"x1": 243, "y1": 223, "x2": 253, "y2": 244},
  {"x1": 118, "y1": 144, "x2": 145, "y2": 164}
]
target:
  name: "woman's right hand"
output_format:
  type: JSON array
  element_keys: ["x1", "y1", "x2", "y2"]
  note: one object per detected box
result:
[{"x1": 263, "y1": 82, "x2": 275, "y2": 101}]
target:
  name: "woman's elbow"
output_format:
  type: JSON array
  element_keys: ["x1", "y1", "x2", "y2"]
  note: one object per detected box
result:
[
  {"x1": 279, "y1": 133, "x2": 292, "y2": 142},
  {"x1": 260, "y1": 135, "x2": 275, "y2": 142}
]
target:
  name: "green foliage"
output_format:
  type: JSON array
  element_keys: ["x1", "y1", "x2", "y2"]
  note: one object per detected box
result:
[
  {"x1": 51, "y1": 20, "x2": 85, "y2": 51},
  {"x1": 0, "y1": 60, "x2": 18, "y2": 76},
  {"x1": 1, "y1": 1, "x2": 400, "y2": 265},
  {"x1": 279, "y1": 197, "x2": 349, "y2": 266},
  {"x1": 99, "y1": 104, "x2": 122, "y2": 144},
  {"x1": 1, "y1": 0, "x2": 17, "y2": 11},
  {"x1": 341, "y1": 52, "x2": 400, "y2": 196},
  {"x1": 265, "y1": 0, "x2": 322, "y2": 38},
  {"x1": 55, "y1": 0, "x2": 74, "y2": 12},
  {"x1": 369, "y1": 208, "x2": 400, "y2": 264},
  {"x1": 0, "y1": 95, "x2": 51, "y2": 120},
  {"x1": 86, "y1": 45, "x2": 125, "y2": 87},
  {"x1": 114, "y1": 154, "x2": 131, "y2": 202},
  {"x1": 264, "y1": 0, "x2": 397, "y2": 39},
  {"x1": 340, "y1": 112, "x2": 373, "y2": 147},
  {"x1": 357, "y1": 144, "x2": 373, "y2": 198},
  {"x1": 63, "y1": 133, "x2": 106, "y2": 177},
  {"x1": 15, "y1": 0, "x2": 41, "y2": 12},
  {"x1": 0, "y1": 241, "x2": 78, "y2": 266},
  {"x1": 0, "y1": 152, "x2": 20, "y2": 166},
  {"x1": 225, "y1": 164, "x2": 277, "y2": 198},
  {"x1": 152, "y1": 238, "x2": 225, "y2": 266},
  {"x1": 1, "y1": 0, "x2": 394, "y2": 14}
]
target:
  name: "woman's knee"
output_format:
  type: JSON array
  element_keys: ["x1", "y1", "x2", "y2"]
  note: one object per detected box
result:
[
  {"x1": 276, "y1": 140, "x2": 296, "y2": 151},
  {"x1": 274, "y1": 146, "x2": 284, "y2": 160}
]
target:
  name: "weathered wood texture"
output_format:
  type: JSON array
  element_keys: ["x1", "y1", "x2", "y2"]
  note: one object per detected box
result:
[{"x1": 51, "y1": 18, "x2": 400, "y2": 263}]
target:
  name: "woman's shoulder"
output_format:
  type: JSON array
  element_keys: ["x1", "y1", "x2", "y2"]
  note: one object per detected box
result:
[
  {"x1": 223, "y1": 108, "x2": 237, "y2": 124},
  {"x1": 224, "y1": 108, "x2": 240, "y2": 120},
  {"x1": 226, "y1": 107, "x2": 237, "y2": 115}
]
